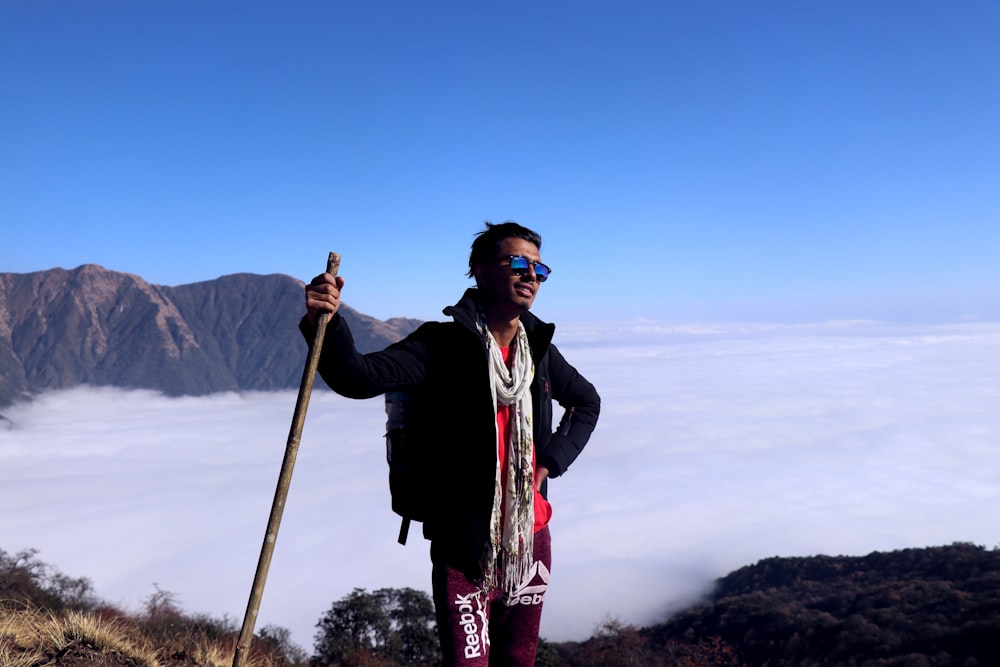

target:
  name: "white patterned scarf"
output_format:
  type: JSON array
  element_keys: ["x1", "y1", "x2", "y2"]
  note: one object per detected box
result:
[{"x1": 477, "y1": 313, "x2": 536, "y2": 600}]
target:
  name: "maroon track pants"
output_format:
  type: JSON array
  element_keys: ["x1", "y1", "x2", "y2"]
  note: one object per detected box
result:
[{"x1": 431, "y1": 527, "x2": 552, "y2": 666}]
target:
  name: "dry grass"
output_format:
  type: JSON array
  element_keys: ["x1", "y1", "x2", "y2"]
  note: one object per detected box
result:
[
  {"x1": 0, "y1": 601, "x2": 279, "y2": 667},
  {"x1": 1, "y1": 602, "x2": 158, "y2": 666}
]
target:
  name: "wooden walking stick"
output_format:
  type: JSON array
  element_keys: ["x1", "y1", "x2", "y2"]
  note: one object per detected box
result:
[{"x1": 232, "y1": 252, "x2": 341, "y2": 667}]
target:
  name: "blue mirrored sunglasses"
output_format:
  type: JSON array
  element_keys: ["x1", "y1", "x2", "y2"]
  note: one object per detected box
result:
[{"x1": 503, "y1": 255, "x2": 551, "y2": 282}]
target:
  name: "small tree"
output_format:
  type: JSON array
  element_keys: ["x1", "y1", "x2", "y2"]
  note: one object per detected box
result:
[
  {"x1": 313, "y1": 587, "x2": 439, "y2": 666},
  {"x1": 259, "y1": 624, "x2": 310, "y2": 666},
  {"x1": 534, "y1": 637, "x2": 561, "y2": 666},
  {"x1": 0, "y1": 548, "x2": 99, "y2": 611},
  {"x1": 382, "y1": 587, "x2": 438, "y2": 665}
]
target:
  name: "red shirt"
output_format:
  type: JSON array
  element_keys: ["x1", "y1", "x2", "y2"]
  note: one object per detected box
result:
[{"x1": 498, "y1": 346, "x2": 552, "y2": 532}]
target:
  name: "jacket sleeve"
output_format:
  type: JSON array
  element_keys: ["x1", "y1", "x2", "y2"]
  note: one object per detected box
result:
[
  {"x1": 299, "y1": 314, "x2": 429, "y2": 399},
  {"x1": 537, "y1": 344, "x2": 600, "y2": 478}
]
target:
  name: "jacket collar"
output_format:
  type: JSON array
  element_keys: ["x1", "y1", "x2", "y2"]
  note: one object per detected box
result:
[{"x1": 444, "y1": 288, "x2": 555, "y2": 359}]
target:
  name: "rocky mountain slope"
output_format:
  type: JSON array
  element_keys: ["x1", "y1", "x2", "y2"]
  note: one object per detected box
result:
[{"x1": 0, "y1": 265, "x2": 420, "y2": 407}]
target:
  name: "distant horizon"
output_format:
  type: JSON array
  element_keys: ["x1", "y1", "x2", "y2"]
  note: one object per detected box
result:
[{"x1": 4, "y1": 262, "x2": 996, "y2": 328}]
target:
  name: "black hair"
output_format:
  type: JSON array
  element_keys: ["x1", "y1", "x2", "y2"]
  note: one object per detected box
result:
[{"x1": 467, "y1": 221, "x2": 542, "y2": 278}]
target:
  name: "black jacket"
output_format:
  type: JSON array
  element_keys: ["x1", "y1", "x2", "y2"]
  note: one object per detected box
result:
[{"x1": 302, "y1": 288, "x2": 600, "y2": 573}]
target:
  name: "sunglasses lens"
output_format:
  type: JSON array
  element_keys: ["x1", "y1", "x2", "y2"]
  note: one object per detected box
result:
[
  {"x1": 506, "y1": 256, "x2": 550, "y2": 282},
  {"x1": 509, "y1": 256, "x2": 529, "y2": 273}
]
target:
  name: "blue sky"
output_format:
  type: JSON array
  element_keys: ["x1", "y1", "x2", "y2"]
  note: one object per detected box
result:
[{"x1": 2, "y1": 1, "x2": 999, "y2": 323}]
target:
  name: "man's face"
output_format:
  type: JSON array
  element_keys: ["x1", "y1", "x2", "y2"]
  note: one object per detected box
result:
[{"x1": 476, "y1": 237, "x2": 544, "y2": 315}]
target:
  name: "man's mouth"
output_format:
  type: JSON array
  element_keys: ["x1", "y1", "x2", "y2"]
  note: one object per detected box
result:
[{"x1": 515, "y1": 284, "x2": 535, "y2": 298}]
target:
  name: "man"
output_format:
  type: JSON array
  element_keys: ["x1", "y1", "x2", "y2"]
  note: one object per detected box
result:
[{"x1": 302, "y1": 221, "x2": 600, "y2": 665}]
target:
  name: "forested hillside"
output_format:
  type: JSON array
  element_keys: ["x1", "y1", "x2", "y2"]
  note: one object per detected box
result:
[
  {"x1": 553, "y1": 542, "x2": 1000, "y2": 666},
  {"x1": 4, "y1": 543, "x2": 999, "y2": 666}
]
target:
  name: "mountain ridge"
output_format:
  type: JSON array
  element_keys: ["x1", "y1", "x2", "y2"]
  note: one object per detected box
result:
[{"x1": 0, "y1": 264, "x2": 421, "y2": 408}]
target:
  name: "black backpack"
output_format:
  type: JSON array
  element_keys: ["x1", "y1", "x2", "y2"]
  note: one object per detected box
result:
[{"x1": 384, "y1": 390, "x2": 430, "y2": 544}]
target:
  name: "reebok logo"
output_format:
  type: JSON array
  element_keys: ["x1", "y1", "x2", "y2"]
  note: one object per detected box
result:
[
  {"x1": 505, "y1": 560, "x2": 550, "y2": 607},
  {"x1": 454, "y1": 592, "x2": 489, "y2": 660}
]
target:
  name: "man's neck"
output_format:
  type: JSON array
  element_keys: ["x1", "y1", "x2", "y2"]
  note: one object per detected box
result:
[{"x1": 483, "y1": 308, "x2": 521, "y2": 347}]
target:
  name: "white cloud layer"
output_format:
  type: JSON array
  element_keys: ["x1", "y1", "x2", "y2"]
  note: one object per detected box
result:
[{"x1": 2, "y1": 319, "x2": 999, "y2": 651}]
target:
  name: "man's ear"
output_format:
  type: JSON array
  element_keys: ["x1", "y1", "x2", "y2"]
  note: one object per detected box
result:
[{"x1": 472, "y1": 264, "x2": 486, "y2": 287}]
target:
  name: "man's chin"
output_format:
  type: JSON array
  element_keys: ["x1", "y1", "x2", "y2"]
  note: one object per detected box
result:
[{"x1": 513, "y1": 289, "x2": 536, "y2": 308}]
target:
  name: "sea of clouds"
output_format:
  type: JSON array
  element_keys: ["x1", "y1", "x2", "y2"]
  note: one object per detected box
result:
[{"x1": 2, "y1": 319, "x2": 999, "y2": 652}]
